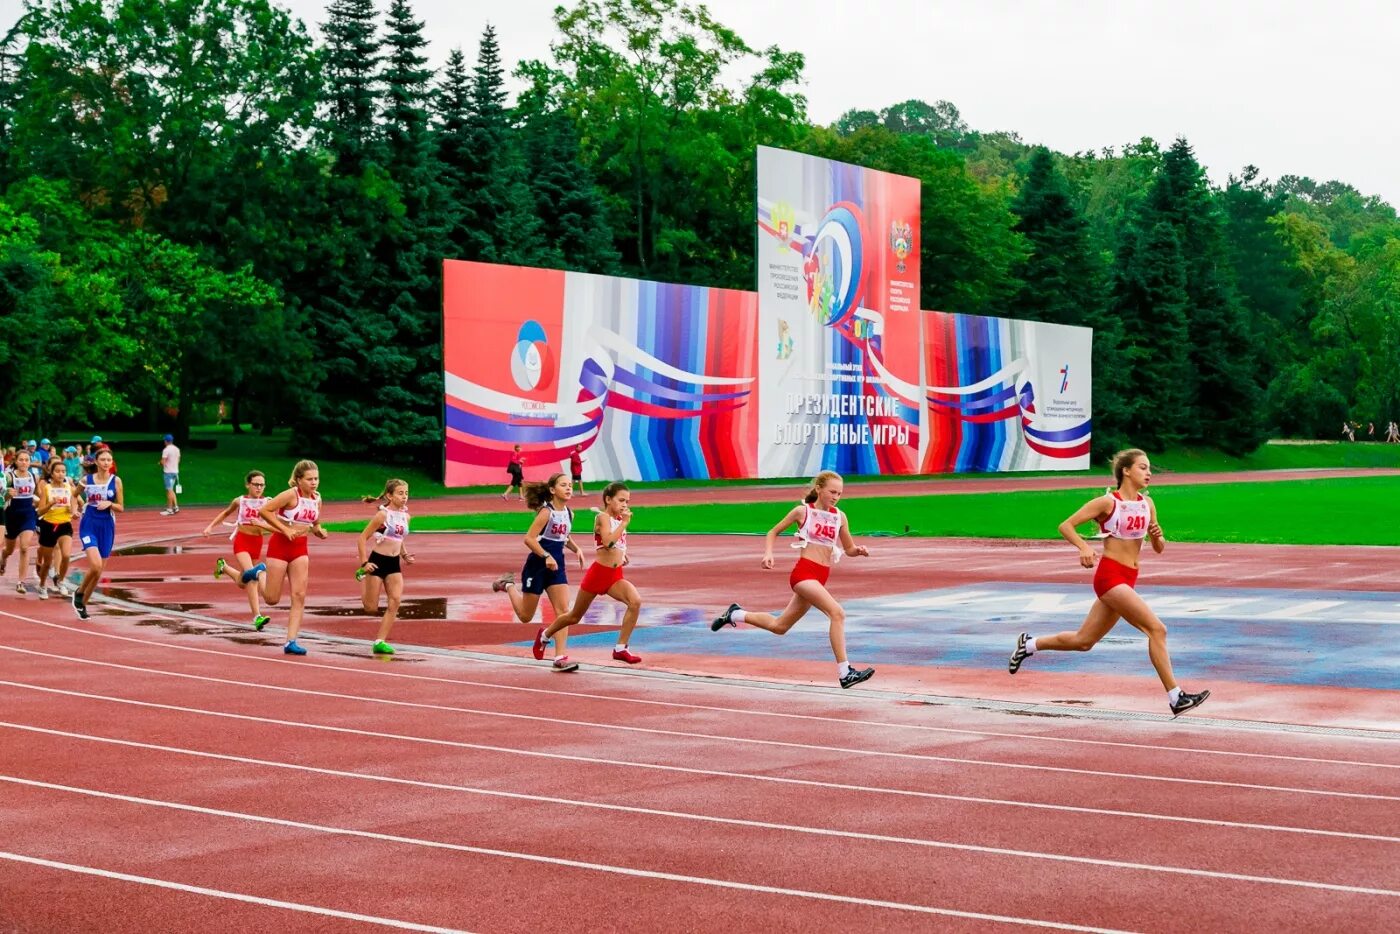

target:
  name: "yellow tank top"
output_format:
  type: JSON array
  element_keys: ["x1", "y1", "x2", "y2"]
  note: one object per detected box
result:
[{"x1": 40, "y1": 481, "x2": 74, "y2": 524}]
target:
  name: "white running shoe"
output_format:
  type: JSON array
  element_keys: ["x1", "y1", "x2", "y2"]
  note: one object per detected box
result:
[
  {"x1": 15, "y1": 581, "x2": 27, "y2": 595},
  {"x1": 36, "y1": 584, "x2": 48, "y2": 600}
]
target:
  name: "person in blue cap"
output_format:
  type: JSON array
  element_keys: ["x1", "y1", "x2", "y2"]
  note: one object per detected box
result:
[
  {"x1": 35, "y1": 439, "x2": 53, "y2": 465},
  {"x1": 159, "y1": 434, "x2": 181, "y2": 515}
]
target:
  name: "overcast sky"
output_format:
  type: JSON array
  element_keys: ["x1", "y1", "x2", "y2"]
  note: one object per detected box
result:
[{"x1": 282, "y1": 0, "x2": 1397, "y2": 204}]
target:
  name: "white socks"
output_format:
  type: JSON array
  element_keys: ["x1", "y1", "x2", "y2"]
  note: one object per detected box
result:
[
  {"x1": 838, "y1": 661, "x2": 851, "y2": 677},
  {"x1": 1025, "y1": 638, "x2": 1037, "y2": 655},
  {"x1": 614, "y1": 643, "x2": 625, "y2": 651},
  {"x1": 1167, "y1": 687, "x2": 1182, "y2": 703},
  {"x1": 731, "y1": 609, "x2": 748, "y2": 624}
]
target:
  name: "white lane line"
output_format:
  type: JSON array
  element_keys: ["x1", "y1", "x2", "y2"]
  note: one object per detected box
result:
[
  {"x1": 1, "y1": 780, "x2": 1136, "y2": 933},
  {"x1": 6, "y1": 721, "x2": 1397, "y2": 847},
  {"x1": 3, "y1": 654, "x2": 1395, "y2": 800},
  {"x1": 9, "y1": 608, "x2": 1398, "y2": 760},
  {"x1": 0, "y1": 850, "x2": 469, "y2": 933},
  {"x1": 10, "y1": 774, "x2": 1400, "y2": 904},
  {"x1": 3, "y1": 681, "x2": 1396, "y2": 805}
]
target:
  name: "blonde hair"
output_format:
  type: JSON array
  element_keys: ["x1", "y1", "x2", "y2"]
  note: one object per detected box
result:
[
  {"x1": 804, "y1": 470, "x2": 842, "y2": 505},
  {"x1": 1112, "y1": 448, "x2": 1147, "y2": 487},
  {"x1": 289, "y1": 459, "x2": 318, "y2": 487},
  {"x1": 363, "y1": 477, "x2": 407, "y2": 504}
]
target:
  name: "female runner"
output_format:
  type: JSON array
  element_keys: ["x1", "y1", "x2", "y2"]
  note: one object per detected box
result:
[
  {"x1": 72, "y1": 447, "x2": 122, "y2": 619},
  {"x1": 492, "y1": 473, "x2": 585, "y2": 667},
  {"x1": 1007, "y1": 448, "x2": 1210, "y2": 716},
  {"x1": 3, "y1": 449, "x2": 44, "y2": 594},
  {"x1": 711, "y1": 471, "x2": 875, "y2": 689},
  {"x1": 258, "y1": 460, "x2": 327, "y2": 656},
  {"x1": 532, "y1": 481, "x2": 642, "y2": 670},
  {"x1": 355, "y1": 478, "x2": 415, "y2": 656},
  {"x1": 202, "y1": 470, "x2": 272, "y2": 631},
  {"x1": 35, "y1": 458, "x2": 80, "y2": 598}
]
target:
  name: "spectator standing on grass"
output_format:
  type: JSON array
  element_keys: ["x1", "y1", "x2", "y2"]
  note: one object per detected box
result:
[
  {"x1": 1388, "y1": 421, "x2": 1400, "y2": 444},
  {"x1": 158, "y1": 434, "x2": 181, "y2": 515},
  {"x1": 1368, "y1": 422, "x2": 1375, "y2": 439},
  {"x1": 1342, "y1": 422, "x2": 1355, "y2": 441}
]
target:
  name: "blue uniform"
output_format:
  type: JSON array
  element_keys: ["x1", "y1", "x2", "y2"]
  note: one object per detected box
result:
[
  {"x1": 521, "y1": 505, "x2": 572, "y2": 594},
  {"x1": 78, "y1": 474, "x2": 118, "y2": 558}
]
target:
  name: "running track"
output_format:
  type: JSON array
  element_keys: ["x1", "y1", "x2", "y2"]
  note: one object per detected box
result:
[{"x1": 2, "y1": 478, "x2": 1397, "y2": 932}]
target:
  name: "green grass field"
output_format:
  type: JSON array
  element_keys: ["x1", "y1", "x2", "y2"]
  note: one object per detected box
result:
[{"x1": 341, "y1": 476, "x2": 1399, "y2": 546}]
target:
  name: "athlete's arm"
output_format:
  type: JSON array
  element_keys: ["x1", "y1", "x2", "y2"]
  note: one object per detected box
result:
[
  {"x1": 108, "y1": 477, "x2": 125, "y2": 513},
  {"x1": 357, "y1": 512, "x2": 386, "y2": 566},
  {"x1": 1147, "y1": 498, "x2": 1166, "y2": 554},
  {"x1": 1059, "y1": 494, "x2": 1112, "y2": 567},
  {"x1": 839, "y1": 513, "x2": 869, "y2": 558},
  {"x1": 524, "y1": 508, "x2": 556, "y2": 567},
  {"x1": 34, "y1": 481, "x2": 50, "y2": 515},
  {"x1": 565, "y1": 536, "x2": 585, "y2": 568},
  {"x1": 258, "y1": 490, "x2": 298, "y2": 537},
  {"x1": 596, "y1": 509, "x2": 628, "y2": 548},
  {"x1": 762, "y1": 505, "x2": 804, "y2": 569},
  {"x1": 202, "y1": 498, "x2": 240, "y2": 536}
]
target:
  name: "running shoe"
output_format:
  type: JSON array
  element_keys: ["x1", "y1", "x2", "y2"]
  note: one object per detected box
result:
[
  {"x1": 252, "y1": 615, "x2": 270, "y2": 631},
  {"x1": 159, "y1": 508, "x2": 174, "y2": 516},
  {"x1": 372, "y1": 640, "x2": 395, "y2": 655},
  {"x1": 72, "y1": 592, "x2": 88, "y2": 620},
  {"x1": 240, "y1": 562, "x2": 266, "y2": 585},
  {"x1": 214, "y1": 558, "x2": 227, "y2": 580},
  {"x1": 1169, "y1": 688, "x2": 1210, "y2": 717},
  {"x1": 839, "y1": 666, "x2": 875, "y2": 689},
  {"x1": 15, "y1": 581, "x2": 27, "y2": 595},
  {"x1": 552, "y1": 656, "x2": 579, "y2": 673},
  {"x1": 711, "y1": 602, "x2": 740, "y2": 631},
  {"x1": 611, "y1": 647, "x2": 642, "y2": 664},
  {"x1": 283, "y1": 640, "x2": 307, "y2": 656},
  {"x1": 532, "y1": 626, "x2": 548, "y2": 660},
  {"x1": 1008, "y1": 632, "x2": 1030, "y2": 675},
  {"x1": 56, "y1": 580, "x2": 73, "y2": 596},
  {"x1": 491, "y1": 572, "x2": 514, "y2": 593},
  {"x1": 35, "y1": 584, "x2": 47, "y2": 600}
]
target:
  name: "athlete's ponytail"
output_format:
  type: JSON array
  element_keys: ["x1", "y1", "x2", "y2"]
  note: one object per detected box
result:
[
  {"x1": 524, "y1": 473, "x2": 567, "y2": 512},
  {"x1": 804, "y1": 470, "x2": 842, "y2": 505},
  {"x1": 362, "y1": 477, "x2": 406, "y2": 505}
]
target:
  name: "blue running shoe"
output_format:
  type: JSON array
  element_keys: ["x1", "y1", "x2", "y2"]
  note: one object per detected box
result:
[
  {"x1": 241, "y1": 562, "x2": 266, "y2": 585},
  {"x1": 283, "y1": 640, "x2": 307, "y2": 656}
]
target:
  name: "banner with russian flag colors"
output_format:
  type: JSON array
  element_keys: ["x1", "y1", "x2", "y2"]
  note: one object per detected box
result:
[
  {"x1": 922, "y1": 311, "x2": 1093, "y2": 472},
  {"x1": 443, "y1": 261, "x2": 759, "y2": 486},
  {"x1": 755, "y1": 146, "x2": 924, "y2": 477}
]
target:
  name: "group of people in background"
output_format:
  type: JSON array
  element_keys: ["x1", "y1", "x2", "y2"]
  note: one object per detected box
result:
[{"x1": 1342, "y1": 420, "x2": 1400, "y2": 442}]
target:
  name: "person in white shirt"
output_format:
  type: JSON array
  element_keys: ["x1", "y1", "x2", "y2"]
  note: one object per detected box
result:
[{"x1": 159, "y1": 434, "x2": 181, "y2": 515}]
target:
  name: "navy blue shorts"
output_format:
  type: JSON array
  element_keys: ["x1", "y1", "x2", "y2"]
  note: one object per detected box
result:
[
  {"x1": 78, "y1": 516, "x2": 116, "y2": 559},
  {"x1": 5, "y1": 506, "x2": 37, "y2": 539},
  {"x1": 521, "y1": 539, "x2": 568, "y2": 594}
]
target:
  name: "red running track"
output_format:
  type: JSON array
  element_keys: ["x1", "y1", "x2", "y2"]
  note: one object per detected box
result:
[{"x1": 2, "y1": 603, "x2": 1399, "y2": 933}]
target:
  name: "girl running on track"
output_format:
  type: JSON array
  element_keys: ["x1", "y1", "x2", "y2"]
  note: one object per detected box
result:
[
  {"x1": 3, "y1": 449, "x2": 44, "y2": 595},
  {"x1": 492, "y1": 473, "x2": 585, "y2": 665},
  {"x1": 1007, "y1": 448, "x2": 1210, "y2": 716},
  {"x1": 355, "y1": 478, "x2": 415, "y2": 656},
  {"x1": 35, "y1": 458, "x2": 80, "y2": 598},
  {"x1": 72, "y1": 447, "x2": 122, "y2": 619},
  {"x1": 201, "y1": 470, "x2": 272, "y2": 632},
  {"x1": 503, "y1": 444, "x2": 525, "y2": 502},
  {"x1": 532, "y1": 481, "x2": 642, "y2": 671},
  {"x1": 258, "y1": 460, "x2": 327, "y2": 656},
  {"x1": 711, "y1": 471, "x2": 875, "y2": 689}
]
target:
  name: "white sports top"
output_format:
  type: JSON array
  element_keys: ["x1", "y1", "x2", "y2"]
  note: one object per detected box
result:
[
  {"x1": 6, "y1": 467, "x2": 39, "y2": 503},
  {"x1": 278, "y1": 493, "x2": 321, "y2": 527},
  {"x1": 1100, "y1": 492, "x2": 1150, "y2": 540},
  {"x1": 594, "y1": 514, "x2": 627, "y2": 553},
  {"x1": 794, "y1": 503, "x2": 842, "y2": 561},
  {"x1": 237, "y1": 496, "x2": 268, "y2": 527},
  {"x1": 375, "y1": 506, "x2": 409, "y2": 543},
  {"x1": 540, "y1": 505, "x2": 572, "y2": 543}
]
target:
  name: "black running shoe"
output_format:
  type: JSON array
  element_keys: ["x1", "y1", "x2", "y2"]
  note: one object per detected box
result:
[
  {"x1": 711, "y1": 603, "x2": 740, "y2": 632},
  {"x1": 839, "y1": 665, "x2": 874, "y2": 689},
  {"x1": 1169, "y1": 688, "x2": 1210, "y2": 717},
  {"x1": 1008, "y1": 632, "x2": 1030, "y2": 674},
  {"x1": 72, "y1": 592, "x2": 88, "y2": 620}
]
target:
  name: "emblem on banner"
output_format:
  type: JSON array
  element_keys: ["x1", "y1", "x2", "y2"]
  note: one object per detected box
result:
[
  {"x1": 889, "y1": 220, "x2": 912, "y2": 274},
  {"x1": 772, "y1": 202, "x2": 796, "y2": 251}
]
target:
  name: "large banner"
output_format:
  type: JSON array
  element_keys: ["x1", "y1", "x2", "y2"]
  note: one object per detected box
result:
[
  {"x1": 755, "y1": 146, "x2": 923, "y2": 477},
  {"x1": 443, "y1": 261, "x2": 758, "y2": 486},
  {"x1": 923, "y1": 311, "x2": 1093, "y2": 471}
]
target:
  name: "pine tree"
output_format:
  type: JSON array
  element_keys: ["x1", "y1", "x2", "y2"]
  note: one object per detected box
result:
[
  {"x1": 1148, "y1": 138, "x2": 1264, "y2": 453},
  {"x1": 320, "y1": 0, "x2": 381, "y2": 168},
  {"x1": 1110, "y1": 219, "x2": 1194, "y2": 450},
  {"x1": 520, "y1": 107, "x2": 619, "y2": 273},
  {"x1": 1005, "y1": 147, "x2": 1124, "y2": 456}
]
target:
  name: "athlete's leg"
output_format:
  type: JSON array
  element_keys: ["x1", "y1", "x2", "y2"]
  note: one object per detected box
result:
[{"x1": 1100, "y1": 586, "x2": 1178, "y2": 690}]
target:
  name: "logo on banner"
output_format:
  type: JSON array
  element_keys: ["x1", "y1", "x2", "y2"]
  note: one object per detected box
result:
[
  {"x1": 772, "y1": 202, "x2": 796, "y2": 251},
  {"x1": 889, "y1": 220, "x2": 913, "y2": 274},
  {"x1": 1059, "y1": 364, "x2": 1070, "y2": 394},
  {"x1": 511, "y1": 320, "x2": 555, "y2": 392}
]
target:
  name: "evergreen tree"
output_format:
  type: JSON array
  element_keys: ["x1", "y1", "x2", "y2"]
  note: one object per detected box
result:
[
  {"x1": 1110, "y1": 219, "x2": 1193, "y2": 450},
  {"x1": 321, "y1": 0, "x2": 381, "y2": 168},
  {"x1": 1149, "y1": 138, "x2": 1264, "y2": 453},
  {"x1": 1005, "y1": 147, "x2": 1125, "y2": 456},
  {"x1": 519, "y1": 107, "x2": 619, "y2": 273}
]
